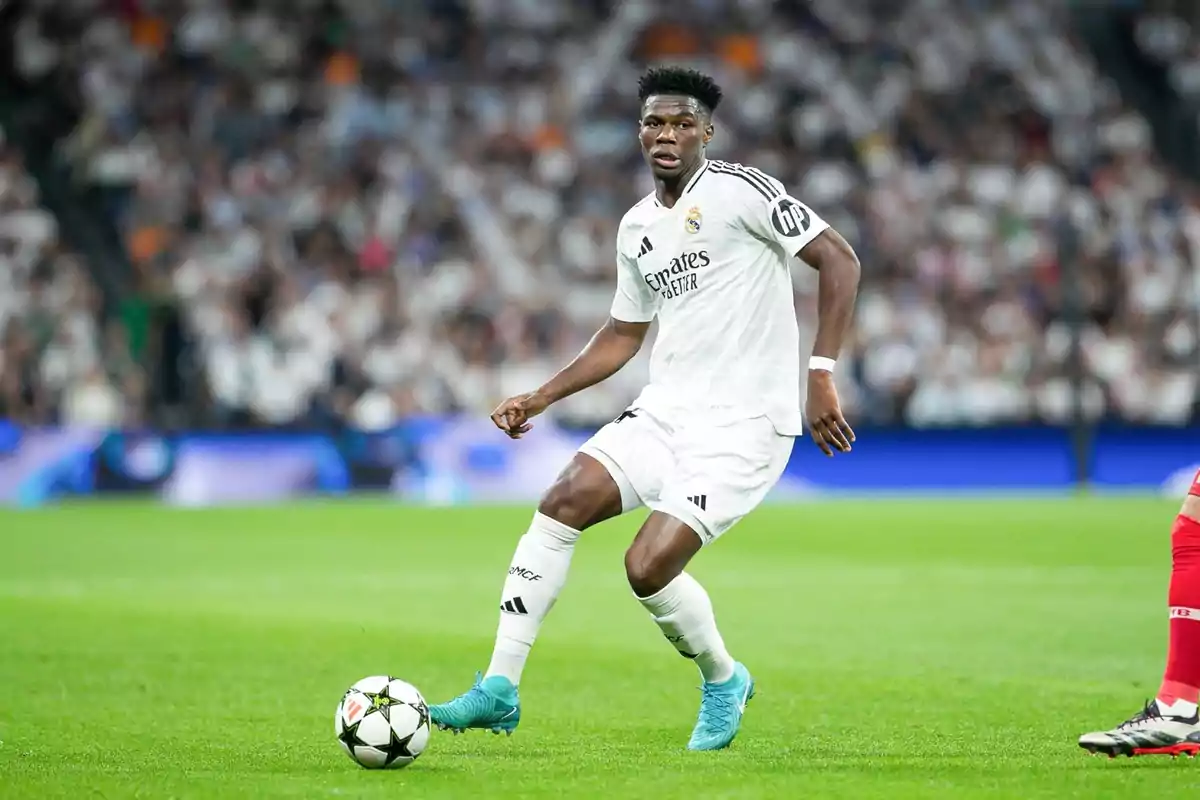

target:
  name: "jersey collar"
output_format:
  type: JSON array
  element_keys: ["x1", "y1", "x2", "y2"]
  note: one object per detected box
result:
[{"x1": 653, "y1": 159, "x2": 710, "y2": 208}]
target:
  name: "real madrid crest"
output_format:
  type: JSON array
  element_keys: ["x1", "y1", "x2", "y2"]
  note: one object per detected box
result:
[{"x1": 685, "y1": 206, "x2": 702, "y2": 234}]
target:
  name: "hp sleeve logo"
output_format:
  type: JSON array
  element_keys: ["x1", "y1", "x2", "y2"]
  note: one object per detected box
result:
[{"x1": 769, "y1": 196, "x2": 812, "y2": 238}]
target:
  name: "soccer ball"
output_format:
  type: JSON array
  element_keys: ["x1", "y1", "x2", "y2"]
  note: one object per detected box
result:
[{"x1": 335, "y1": 675, "x2": 431, "y2": 769}]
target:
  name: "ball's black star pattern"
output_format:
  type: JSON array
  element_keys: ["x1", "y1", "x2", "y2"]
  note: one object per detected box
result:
[
  {"x1": 337, "y1": 718, "x2": 367, "y2": 752},
  {"x1": 376, "y1": 726, "x2": 420, "y2": 766}
]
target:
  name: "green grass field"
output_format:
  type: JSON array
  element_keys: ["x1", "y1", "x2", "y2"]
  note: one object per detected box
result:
[{"x1": 3, "y1": 497, "x2": 1200, "y2": 798}]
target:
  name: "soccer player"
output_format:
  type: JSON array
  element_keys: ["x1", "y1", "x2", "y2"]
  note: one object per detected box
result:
[
  {"x1": 1079, "y1": 473, "x2": 1200, "y2": 758},
  {"x1": 428, "y1": 67, "x2": 861, "y2": 751}
]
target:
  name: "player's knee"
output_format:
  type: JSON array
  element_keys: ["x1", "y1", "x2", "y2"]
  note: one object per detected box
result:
[
  {"x1": 624, "y1": 545, "x2": 675, "y2": 598},
  {"x1": 537, "y1": 457, "x2": 621, "y2": 531},
  {"x1": 537, "y1": 482, "x2": 588, "y2": 529}
]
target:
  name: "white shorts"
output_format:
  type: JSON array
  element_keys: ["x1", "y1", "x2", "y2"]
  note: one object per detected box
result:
[{"x1": 578, "y1": 406, "x2": 794, "y2": 544}]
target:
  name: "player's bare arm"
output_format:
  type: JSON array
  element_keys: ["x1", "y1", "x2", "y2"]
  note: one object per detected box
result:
[
  {"x1": 798, "y1": 227, "x2": 861, "y2": 457},
  {"x1": 490, "y1": 318, "x2": 651, "y2": 439}
]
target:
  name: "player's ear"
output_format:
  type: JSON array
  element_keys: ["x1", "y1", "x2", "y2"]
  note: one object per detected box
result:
[{"x1": 703, "y1": 123, "x2": 714, "y2": 144}]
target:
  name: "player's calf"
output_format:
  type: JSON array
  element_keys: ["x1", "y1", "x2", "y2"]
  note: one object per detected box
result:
[
  {"x1": 627, "y1": 512, "x2": 752, "y2": 748},
  {"x1": 1161, "y1": 490, "x2": 1200, "y2": 710},
  {"x1": 626, "y1": 514, "x2": 734, "y2": 683},
  {"x1": 485, "y1": 454, "x2": 623, "y2": 687}
]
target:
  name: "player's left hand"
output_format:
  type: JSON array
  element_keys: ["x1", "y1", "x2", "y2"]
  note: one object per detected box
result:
[
  {"x1": 490, "y1": 391, "x2": 549, "y2": 439},
  {"x1": 806, "y1": 371, "x2": 854, "y2": 457}
]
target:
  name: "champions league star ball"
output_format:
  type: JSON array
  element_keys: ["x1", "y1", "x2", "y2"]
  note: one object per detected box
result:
[{"x1": 335, "y1": 676, "x2": 431, "y2": 769}]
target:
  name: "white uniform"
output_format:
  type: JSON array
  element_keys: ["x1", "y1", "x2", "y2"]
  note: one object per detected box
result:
[{"x1": 578, "y1": 159, "x2": 830, "y2": 543}]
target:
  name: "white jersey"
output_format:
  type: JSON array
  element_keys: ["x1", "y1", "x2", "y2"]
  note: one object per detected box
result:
[{"x1": 610, "y1": 159, "x2": 829, "y2": 436}]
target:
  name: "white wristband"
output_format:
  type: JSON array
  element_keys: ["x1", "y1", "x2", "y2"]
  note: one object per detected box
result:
[{"x1": 808, "y1": 356, "x2": 836, "y2": 373}]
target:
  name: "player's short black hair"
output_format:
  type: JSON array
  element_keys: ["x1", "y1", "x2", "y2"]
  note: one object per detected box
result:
[{"x1": 637, "y1": 67, "x2": 723, "y2": 115}]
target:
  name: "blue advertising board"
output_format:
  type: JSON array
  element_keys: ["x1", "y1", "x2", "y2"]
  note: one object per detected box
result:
[{"x1": 0, "y1": 421, "x2": 1197, "y2": 507}]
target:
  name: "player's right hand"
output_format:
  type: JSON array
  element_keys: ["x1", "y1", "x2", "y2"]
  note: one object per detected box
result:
[{"x1": 490, "y1": 391, "x2": 550, "y2": 439}]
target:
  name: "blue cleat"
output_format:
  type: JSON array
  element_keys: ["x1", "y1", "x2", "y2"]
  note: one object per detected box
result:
[
  {"x1": 687, "y1": 662, "x2": 755, "y2": 751},
  {"x1": 429, "y1": 672, "x2": 521, "y2": 735}
]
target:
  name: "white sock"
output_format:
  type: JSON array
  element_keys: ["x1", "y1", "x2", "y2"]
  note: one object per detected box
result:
[
  {"x1": 485, "y1": 512, "x2": 580, "y2": 685},
  {"x1": 637, "y1": 572, "x2": 735, "y2": 684},
  {"x1": 1157, "y1": 697, "x2": 1199, "y2": 718}
]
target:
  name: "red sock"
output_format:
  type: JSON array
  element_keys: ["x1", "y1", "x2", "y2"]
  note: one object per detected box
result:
[{"x1": 1159, "y1": 511, "x2": 1200, "y2": 707}]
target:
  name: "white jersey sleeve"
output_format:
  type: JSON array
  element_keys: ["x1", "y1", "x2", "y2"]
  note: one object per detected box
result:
[
  {"x1": 731, "y1": 169, "x2": 830, "y2": 258},
  {"x1": 609, "y1": 225, "x2": 659, "y2": 323}
]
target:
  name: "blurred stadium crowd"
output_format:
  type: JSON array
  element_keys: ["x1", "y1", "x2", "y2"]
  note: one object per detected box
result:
[{"x1": 0, "y1": 0, "x2": 1198, "y2": 431}]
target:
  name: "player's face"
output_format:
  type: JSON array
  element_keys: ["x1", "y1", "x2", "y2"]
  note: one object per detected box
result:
[{"x1": 639, "y1": 96, "x2": 712, "y2": 180}]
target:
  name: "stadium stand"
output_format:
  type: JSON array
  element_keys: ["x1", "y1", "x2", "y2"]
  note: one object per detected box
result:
[
  {"x1": 0, "y1": 0, "x2": 1197, "y2": 429},
  {"x1": 0, "y1": 126, "x2": 137, "y2": 428}
]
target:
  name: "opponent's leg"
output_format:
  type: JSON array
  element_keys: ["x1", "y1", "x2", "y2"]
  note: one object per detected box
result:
[
  {"x1": 1079, "y1": 485, "x2": 1200, "y2": 758},
  {"x1": 626, "y1": 512, "x2": 752, "y2": 751},
  {"x1": 430, "y1": 453, "x2": 625, "y2": 734},
  {"x1": 1160, "y1": 493, "x2": 1200, "y2": 713}
]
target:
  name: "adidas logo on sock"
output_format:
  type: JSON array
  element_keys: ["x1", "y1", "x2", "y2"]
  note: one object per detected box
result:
[
  {"x1": 686, "y1": 494, "x2": 707, "y2": 511},
  {"x1": 500, "y1": 597, "x2": 528, "y2": 615},
  {"x1": 666, "y1": 634, "x2": 698, "y2": 659},
  {"x1": 637, "y1": 237, "x2": 654, "y2": 258}
]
